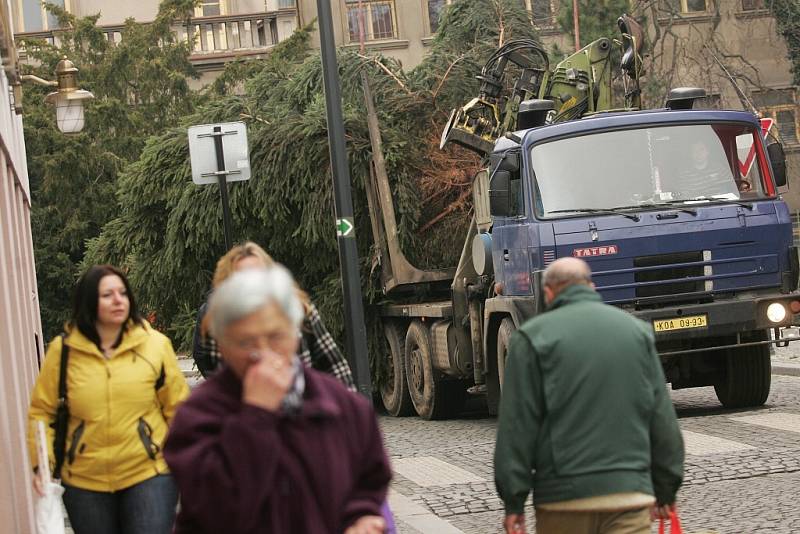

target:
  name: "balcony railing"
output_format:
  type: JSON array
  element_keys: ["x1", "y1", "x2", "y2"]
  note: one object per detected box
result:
[
  {"x1": 179, "y1": 12, "x2": 286, "y2": 56},
  {"x1": 16, "y1": 10, "x2": 297, "y2": 61}
]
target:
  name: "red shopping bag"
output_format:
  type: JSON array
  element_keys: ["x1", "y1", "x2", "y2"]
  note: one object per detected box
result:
[{"x1": 658, "y1": 508, "x2": 683, "y2": 534}]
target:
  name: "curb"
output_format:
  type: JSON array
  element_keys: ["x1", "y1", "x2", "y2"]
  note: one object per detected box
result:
[{"x1": 772, "y1": 361, "x2": 800, "y2": 377}]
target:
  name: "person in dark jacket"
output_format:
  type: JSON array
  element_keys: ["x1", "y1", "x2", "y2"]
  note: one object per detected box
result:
[
  {"x1": 494, "y1": 257, "x2": 684, "y2": 534},
  {"x1": 192, "y1": 241, "x2": 356, "y2": 391},
  {"x1": 165, "y1": 266, "x2": 390, "y2": 534}
]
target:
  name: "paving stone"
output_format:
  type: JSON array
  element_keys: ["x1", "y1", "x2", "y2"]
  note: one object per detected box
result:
[
  {"x1": 681, "y1": 429, "x2": 755, "y2": 455},
  {"x1": 393, "y1": 456, "x2": 485, "y2": 487},
  {"x1": 731, "y1": 412, "x2": 800, "y2": 434}
]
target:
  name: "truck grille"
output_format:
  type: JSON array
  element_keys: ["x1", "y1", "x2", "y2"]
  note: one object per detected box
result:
[{"x1": 634, "y1": 251, "x2": 704, "y2": 298}]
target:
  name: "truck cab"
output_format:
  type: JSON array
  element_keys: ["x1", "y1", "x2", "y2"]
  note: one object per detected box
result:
[{"x1": 484, "y1": 108, "x2": 799, "y2": 410}]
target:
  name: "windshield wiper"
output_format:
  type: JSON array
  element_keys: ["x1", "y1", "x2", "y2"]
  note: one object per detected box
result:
[
  {"x1": 644, "y1": 197, "x2": 754, "y2": 211},
  {"x1": 707, "y1": 196, "x2": 754, "y2": 210},
  {"x1": 612, "y1": 203, "x2": 697, "y2": 216},
  {"x1": 548, "y1": 208, "x2": 640, "y2": 221}
]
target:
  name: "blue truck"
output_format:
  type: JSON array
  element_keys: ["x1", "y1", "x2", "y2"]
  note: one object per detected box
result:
[{"x1": 363, "y1": 20, "x2": 799, "y2": 419}]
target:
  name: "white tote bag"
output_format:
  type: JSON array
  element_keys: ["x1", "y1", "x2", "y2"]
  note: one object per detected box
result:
[{"x1": 34, "y1": 420, "x2": 66, "y2": 534}]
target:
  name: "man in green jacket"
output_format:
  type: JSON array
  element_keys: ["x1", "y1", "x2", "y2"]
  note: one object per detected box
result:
[{"x1": 494, "y1": 257, "x2": 684, "y2": 534}]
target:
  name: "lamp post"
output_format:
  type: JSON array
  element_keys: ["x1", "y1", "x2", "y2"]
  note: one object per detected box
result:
[
  {"x1": 21, "y1": 57, "x2": 94, "y2": 134},
  {"x1": 315, "y1": 0, "x2": 373, "y2": 398}
]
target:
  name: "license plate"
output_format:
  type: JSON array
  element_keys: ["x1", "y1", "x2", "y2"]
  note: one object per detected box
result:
[{"x1": 653, "y1": 314, "x2": 708, "y2": 332}]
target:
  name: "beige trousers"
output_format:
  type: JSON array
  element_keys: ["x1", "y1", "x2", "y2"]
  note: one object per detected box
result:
[{"x1": 535, "y1": 507, "x2": 651, "y2": 534}]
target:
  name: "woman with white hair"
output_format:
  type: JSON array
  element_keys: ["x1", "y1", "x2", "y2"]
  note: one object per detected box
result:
[{"x1": 163, "y1": 266, "x2": 391, "y2": 534}]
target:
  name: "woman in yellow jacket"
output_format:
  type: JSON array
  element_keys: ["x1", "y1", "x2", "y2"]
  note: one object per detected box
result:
[{"x1": 28, "y1": 265, "x2": 189, "y2": 534}]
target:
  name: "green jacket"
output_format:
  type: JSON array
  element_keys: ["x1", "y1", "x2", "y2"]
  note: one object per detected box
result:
[{"x1": 493, "y1": 285, "x2": 684, "y2": 514}]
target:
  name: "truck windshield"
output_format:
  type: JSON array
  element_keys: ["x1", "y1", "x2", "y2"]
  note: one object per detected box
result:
[{"x1": 531, "y1": 123, "x2": 769, "y2": 217}]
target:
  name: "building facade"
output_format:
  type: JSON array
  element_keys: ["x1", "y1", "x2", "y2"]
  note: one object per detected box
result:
[
  {"x1": 0, "y1": 0, "x2": 44, "y2": 531},
  {"x1": 294, "y1": 0, "x2": 568, "y2": 69},
  {"x1": 12, "y1": 0, "x2": 299, "y2": 86}
]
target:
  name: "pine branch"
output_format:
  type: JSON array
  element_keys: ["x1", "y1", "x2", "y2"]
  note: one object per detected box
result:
[
  {"x1": 355, "y1": 53, "x2": 413, "y2": 95},
  {"x1": 417, "y1": 187, "x2": 472, "y2": 234}
]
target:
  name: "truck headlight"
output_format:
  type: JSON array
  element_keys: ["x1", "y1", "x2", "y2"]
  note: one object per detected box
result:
[{"x1": 766, "y1": 302, "x2": 788, "y2": 323}]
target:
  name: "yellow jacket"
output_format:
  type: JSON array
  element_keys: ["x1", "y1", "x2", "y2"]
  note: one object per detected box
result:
[{"x1": 28, "y1": 321, "x2": 190, "y2": 492}]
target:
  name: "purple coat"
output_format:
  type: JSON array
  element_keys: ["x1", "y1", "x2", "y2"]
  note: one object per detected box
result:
[{"x1": 163, "y1": 366, "x2": 391, "y2": 534}]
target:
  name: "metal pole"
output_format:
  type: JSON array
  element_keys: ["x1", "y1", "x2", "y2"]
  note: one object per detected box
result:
[
  {"x1": 315, "y1": 0, "x2": 373, "y2": 398},
  {"x1": 572, "y1": 0, "x2": 581, "y2": 52},
  {"x1": 357, "y1": 0, "x2": 366, "y2": 54},
  {"x1": 213, "y1": 125, "x2": 234, "y2": 251}
]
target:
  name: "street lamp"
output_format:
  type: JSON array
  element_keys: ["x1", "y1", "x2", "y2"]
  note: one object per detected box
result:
[{"x1": 21, "y1": 57, "x2": 94, "y2": 134}]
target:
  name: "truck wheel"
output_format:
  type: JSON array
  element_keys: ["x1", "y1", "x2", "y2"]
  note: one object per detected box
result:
[
  {"x1": 404, "y1": 320, "x2": 465, "y2": 420},
  {"x1": 379, "y1": 321, "x2": 414, "y2": 417},
  {"x1": 487, "y1": 317, "x2": 515, "y2": 416},
  {"x1": 714, "y1": 341, "x2": 771, "y2": 408}
]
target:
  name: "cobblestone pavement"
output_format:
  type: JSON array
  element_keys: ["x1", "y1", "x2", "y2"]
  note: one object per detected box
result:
[
  {"x1": 174, "y1": 354, "x2": 800, "y2": 532},
  {"x1": 381, "y1": 374, "x2": 800, "y2": 534},
  {"x1": 774, "y1": 330, "x2": 800, "y2": 362}
]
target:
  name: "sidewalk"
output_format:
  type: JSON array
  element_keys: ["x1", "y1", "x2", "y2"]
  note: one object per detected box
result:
[{"x1": 389, "y1": 490, "x2": 466, "y2": 533}]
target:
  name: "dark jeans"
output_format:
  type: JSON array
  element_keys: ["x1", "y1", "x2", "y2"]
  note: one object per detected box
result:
[{"x1": 63, "y1": 474, "x2": 178, "y2": 534}]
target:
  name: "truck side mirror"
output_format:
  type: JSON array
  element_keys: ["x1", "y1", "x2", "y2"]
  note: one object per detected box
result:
[
  {"x1": 489, "y1": 170, "x2": 513, "y2": 217},
  {"x1": 503, "y1": 153, "x2": 519, "y2": 172},
  {"x1": 492, "y1": 152, "x2": 519, "y2": 173},
  {"x1": 768, "y1": 142, "x2": 787, "y2": 188}
]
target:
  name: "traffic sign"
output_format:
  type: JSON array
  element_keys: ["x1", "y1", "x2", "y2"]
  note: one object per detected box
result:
[
  {"x1": 336, "y1": 217, "x2": 354, "y2": 237},
  {"x1": 188, "y1": 122, "x2": 251, "y2": 185},
  {"x1": 737, "y1": 118, "x2": 774, "y2": 177}
]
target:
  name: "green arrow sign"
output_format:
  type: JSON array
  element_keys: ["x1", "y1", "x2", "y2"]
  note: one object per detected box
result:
[{"x1": 336, "y1": 217, "x2": 354, "y2": 238}]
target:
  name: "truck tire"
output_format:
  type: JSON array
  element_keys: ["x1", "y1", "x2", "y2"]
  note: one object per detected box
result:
[
  {"x1": 404, "y1": 320, "x2": 466, "y2": 420},
  {"x1": 487, "y1": 317, "x2": 515, "y2": 416},
  {"x1": 380, "y1": 321, "x2": 414, "y2": 417},
  {"x1": 714, "y1": 340, "x2": 771, "y2": 408}
]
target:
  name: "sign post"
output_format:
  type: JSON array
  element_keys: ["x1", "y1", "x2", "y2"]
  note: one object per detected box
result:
[
  {"x1": 315, "y1": 0, "x2": 373, "y2": 398},
  {"x1": 188, "y1": 121, "x2": 251, "y2": 251},
  {"x1": 212, "y1": 126, "x2": 235, "y2": 250}
]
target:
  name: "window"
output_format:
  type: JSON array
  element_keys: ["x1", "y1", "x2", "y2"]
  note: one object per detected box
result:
[
  {"x1": 685, "y1": 0, "x2": 707, "y2": 11},
  {"x1": 345, "y1": 0, "x2": 396, "y2": 42},
  {"x1": 741, "y1": 0, "x2": 764, "y2": 10},
  {"x1": 664, "y1": 0, "x2": 707, "y2": 14},
  {"x1": 428, "y1": 0, "x2": 449, "y2": 34},
  {"x1": 195, "y1": 0, "x2": 226, "y2": 17},
  {"x1": 278, "y1": 0, "x2": 295, "y2": 7},
  {"x1": 530, "y1": 0, "x2": 556, "y2": 27},
  {"x1": 753, "y1": 89, "x2": 799, "y2": 144},
  {"x1": 20, "y1": 0, "x2": 65, "y2": 32}
]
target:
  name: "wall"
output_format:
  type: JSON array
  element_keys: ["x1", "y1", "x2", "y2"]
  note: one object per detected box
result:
[
  {"x1": 297, "y1": 0, "x2": 437, "y2": 70},
  {"x1": 69, "y1": 0, "x2": 159, "y2": 25},
  {"x1": 0, "y1": 0, "x2": 45, "y2": 532},
  {"x1": 71, "y1": 0, "x2": 292, "y2": 24}
]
